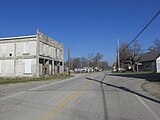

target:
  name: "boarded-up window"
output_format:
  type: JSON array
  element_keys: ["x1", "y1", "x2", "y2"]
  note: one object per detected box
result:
[
  {"x1": 2, "y1": 46, "x2": 6, "y2": 57},
  {"x1": 0, "y1": 45, "x2": 2, "y2": 55},
  {"x1": 45, "y1": 45, "x2": 48, "y2": 55},
  {"x1": 42, "y1": 44, "x2": 45, "y2": 55},
  {"x1": 24, "y1": 59, "x2": 32, "y2": 74},
  {"x1": 0, "y1": 61, "x2": 1, "y2": 74},
  {"x1": 2, "y1": 46, "x2": 6, "y2": 53},
  {"x1": 23, "y1": 42, "x2": 29, "y2": 54}
]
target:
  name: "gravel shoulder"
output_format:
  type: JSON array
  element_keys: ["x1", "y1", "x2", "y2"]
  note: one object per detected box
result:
[{"x1": 141, "y1": 82, "x2": 160, "y2": 99}]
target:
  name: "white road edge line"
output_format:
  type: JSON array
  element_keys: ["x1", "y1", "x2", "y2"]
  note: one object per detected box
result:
[
  {"x1": 0, "y1": 91, "x2": 26, "y2": 101},
  {"x1": 135, "y1": 94, "x2": 159, "y2": 120},
  {"x1": 0, "y1": 76, "x2": 76, "y2": 101}
]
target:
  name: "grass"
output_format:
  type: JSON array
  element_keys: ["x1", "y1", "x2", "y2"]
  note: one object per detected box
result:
[
  {"x1": 0, "y1": 75, "x2": 73, "y2": 85},
  {"x1": 111, "y1": 71, "x2": 152, "y2": 74}
]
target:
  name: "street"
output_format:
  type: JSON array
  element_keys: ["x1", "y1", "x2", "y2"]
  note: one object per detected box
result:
[{"x1": 0, "y1": 72, "x2": 160, "y2": 120}]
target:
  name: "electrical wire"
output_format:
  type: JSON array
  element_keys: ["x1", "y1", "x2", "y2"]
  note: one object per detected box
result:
[{"x1": 122, "y1": 10, "x2": 160, "y2": 51}]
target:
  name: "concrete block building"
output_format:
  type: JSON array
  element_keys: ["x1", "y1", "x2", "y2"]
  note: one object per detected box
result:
[{"x1": 0, "y1": 31, "x2": 64, "y2": 77}]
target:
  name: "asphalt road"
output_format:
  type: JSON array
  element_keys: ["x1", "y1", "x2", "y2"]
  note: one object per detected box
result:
[{"x1": 0, "y1": 72, "x2": 160, "y2": 120}]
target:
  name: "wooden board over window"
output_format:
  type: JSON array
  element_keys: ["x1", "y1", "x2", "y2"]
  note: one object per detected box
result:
[
  {"x1": 24, "y1": 59, "x2": 32, "y2": 74},
  {"x1": 0, "y1": 61, "x2": 1, "y2": 74}
]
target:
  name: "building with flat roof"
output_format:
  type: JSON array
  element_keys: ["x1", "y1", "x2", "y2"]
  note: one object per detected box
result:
[{"x1": 0, "y1": 31, "x2": 64, "y2": 77}]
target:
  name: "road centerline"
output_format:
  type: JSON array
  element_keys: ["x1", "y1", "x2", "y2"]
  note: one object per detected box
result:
[{"x1": 39, "y1": 81, "x2": 92, "y2": 120}]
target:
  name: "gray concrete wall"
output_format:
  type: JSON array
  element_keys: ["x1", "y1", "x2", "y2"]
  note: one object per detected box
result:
[
  {"x1": 0, "y1": 32, "x2": 64, "y2": 77},
  {"x1": 0, "y1": 43, "x2": 14, "y2": 57},
  {"x1": 0, "y1": 36, "x2": 37, "y2": 77},
  {"x1": 16, "y1": 41, "x2": 36, "y2": 56},
  {"x1": 38, "y1": 32, "x2": 64, "y2": 75},
  {"x1": 0, "y1": 60, "x2": 14, "y2": 76},
  {"x1": 39, "y1": 42, "x2": 53, "y2": 58},
  {"x1": 16, "y1": 59, "x2": 37, "y2": 76}
]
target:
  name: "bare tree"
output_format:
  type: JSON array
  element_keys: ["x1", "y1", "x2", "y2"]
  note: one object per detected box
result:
[
  {"x1": 99, "y1": 61, "x2": 109, "y2": 70},
  {"x1": 80, "y1": 57, "x2": 88, "y2": 67},
  {"x1": 93, "y1": 52, "x2": 103, "y2": 68},
  {"x1": 152, "y1": 39, "x2": 160, "y2": 52},
  {"x1": 87, "y1": 53, "x2": 95, "y2": 67},
  {"x1": 119, "y1": 43, "x2": 132, "y2": 69},
  {"x1": 72, "y1": 57, "x2": 81, "y2": 69},
  {"x1": 131, "y1": 40, "x2": 141, "y2": 71},
  {"x1": 65, "y1": 52, "x2": 109, "y2": 71},
  {"x1": 118, "y1": 41, "x2": 141, "y2": 71}
]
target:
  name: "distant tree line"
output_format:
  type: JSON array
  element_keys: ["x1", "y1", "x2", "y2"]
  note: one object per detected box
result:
[
  {"x1": 150, "y1": 39, "x2": 160, "y2": 52},
  {"x1": 65, "y1": 52, "x2": 110, "y2": 71}
]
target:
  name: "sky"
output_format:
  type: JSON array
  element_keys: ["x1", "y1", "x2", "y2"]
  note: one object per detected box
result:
[{"x1": 1, "y1": 0, "x2": 160, "y2": 65}]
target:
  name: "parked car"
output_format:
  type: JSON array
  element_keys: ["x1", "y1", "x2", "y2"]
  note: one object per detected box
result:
[
  {"x1": 118, "y1": 68, "x2": 126, "y2": 72},
  {"x1": 112, "y1": 68, "x2": 117, "y2": 72}
]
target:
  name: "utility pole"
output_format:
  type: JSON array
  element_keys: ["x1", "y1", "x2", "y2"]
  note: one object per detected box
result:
[
  {"x1": 117, "y1": 39, "x2": 120, "y2": 70},
  {"x1": 68, "y1": 48, "x2": 70, "y2": 76}
]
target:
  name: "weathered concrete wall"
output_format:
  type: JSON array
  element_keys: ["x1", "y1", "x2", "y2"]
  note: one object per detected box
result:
[
  {"x1": 16, "y1": 59, "x2": 36, "y2": 76},
  {"x1": 39, "y1": 42, "x2": 53, "y2": 58},
  {"x1": 16, "y1": 41, "x2": 36, "y2": 56},
  {"x1": 0, "y1": 32, "x2": 64, "y2": 77},
  {"x1": 0, "y1": 36, "x2": 37, "y2": 77},
  {"x1": 38, "y1": 32, "x2": 64, "y2": 75},
  {"x1": 38, "y1": 32, "x2": 63, "y2": 60},
  {"x1": 0, "y1": 60, "x2": 14, "y2": 76},
  {"x1": 0, "y1": 43, "x2": 14, "y2": 57}
]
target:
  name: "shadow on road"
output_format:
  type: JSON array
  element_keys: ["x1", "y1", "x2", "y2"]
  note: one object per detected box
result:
[
  {"x1": 101, "y1": 83, "x2": 109, "y2": 120},
  {"x1": 101, "y1": 72, "x2": 108, "y2": 120},
  {"x1": 85, "y1": 75, "x2": 160, "y2": 105},
  {"x1": 108, "y1": 73, "x2": 160, "y2": 82},
  {"x1": 88, "y1": 72, "x2": 109, "y2": 120}
]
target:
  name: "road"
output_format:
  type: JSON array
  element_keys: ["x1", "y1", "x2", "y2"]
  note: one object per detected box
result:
[{"x1": 0, "y1": 72, "x2": 160, "y2": 120}]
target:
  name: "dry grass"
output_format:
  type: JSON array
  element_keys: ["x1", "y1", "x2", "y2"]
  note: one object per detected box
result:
[{"x1": 0, "y1": 75, "x2": 73, "y2": 85}]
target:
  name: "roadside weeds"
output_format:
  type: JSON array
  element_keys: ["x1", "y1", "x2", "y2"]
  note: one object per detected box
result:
[{"x1": 0, "y1": 75, "x2": 73, "y2": 85}]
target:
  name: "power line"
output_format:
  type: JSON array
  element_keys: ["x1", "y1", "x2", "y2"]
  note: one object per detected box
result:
[
  {"x1": 125, "y1": 48, "x2": 149, "y2": 52},
  {"x1": 123, "y1": 10, "x2": 160, "y2": 51},
  {"x1": 120, "y1": 0, "x2": 145, "y2": 38}
]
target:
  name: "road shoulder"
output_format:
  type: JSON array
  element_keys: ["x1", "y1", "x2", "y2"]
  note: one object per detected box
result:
[
  {"x1": 141, "y1": 82, "x2": 160, "y2": 99},
  {"x1": 0, "y1": 73, "x2": 88, "y2": 99}
]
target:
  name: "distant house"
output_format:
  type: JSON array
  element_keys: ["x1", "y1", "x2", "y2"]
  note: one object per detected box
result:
[{"x1": 138, "y1": 49, "x2": 160, "y2": 73}]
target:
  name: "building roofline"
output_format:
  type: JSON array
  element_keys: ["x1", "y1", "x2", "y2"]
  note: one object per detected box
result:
[
  {"x1": 37, "y1": 32, "x2": 64, "y2": 46},
  {"x1": 0, "y1": 34, "x2": 36, "y2": 41},
  {"x1": 0, "y1": 32, "x2": 64, "y2": 47}
]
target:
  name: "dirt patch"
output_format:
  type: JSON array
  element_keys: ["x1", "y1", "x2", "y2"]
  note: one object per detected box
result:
[{"x1": 141, "y1": 82, "x2": 160, "y2": 99}]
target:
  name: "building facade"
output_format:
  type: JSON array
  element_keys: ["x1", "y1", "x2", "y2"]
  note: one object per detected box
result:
[
  {"x1": 138, "y1": 49, "x2": 159, "y2": 73},
  {"x1": 0, "y1": 32, "x2": 64, "y2": 77}
]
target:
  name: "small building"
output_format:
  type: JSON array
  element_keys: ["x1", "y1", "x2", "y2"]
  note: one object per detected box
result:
[
  {"x1": 0, "y1": 31, "x2": 64, "y2": 77},
  {"x1": 138, "y1": 49, "x2": 159, "y2": 73}
]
